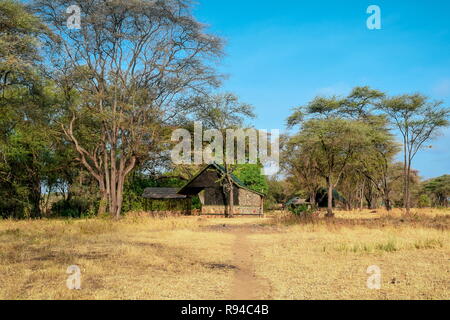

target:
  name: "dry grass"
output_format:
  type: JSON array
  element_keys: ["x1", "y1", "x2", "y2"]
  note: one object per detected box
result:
[
  {"x1": 253, "y1": 208, "x2": 450, "y2": 299},
  {"x1": 0, "y1": 216, "x2": 235, "y2": 299},
  {"x1": 0, "y1": 208, "x2": 448, "y2": 300}
]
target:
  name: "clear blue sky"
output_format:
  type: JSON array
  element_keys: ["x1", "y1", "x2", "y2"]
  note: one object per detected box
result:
[{"x1": 194, "y1": 0, "x2": 450, "y2": 179}]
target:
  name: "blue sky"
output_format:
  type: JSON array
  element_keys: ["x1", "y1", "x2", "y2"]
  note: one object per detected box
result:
[{"x1": 194, "y1": 0, "x2": 450, "y2": 179}]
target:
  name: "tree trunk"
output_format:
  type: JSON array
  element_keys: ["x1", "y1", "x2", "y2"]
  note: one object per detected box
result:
[
  {"x1": 227, "y1": 175, "x2": 234, "y2": 218},
  {"x1": 403, "y1": 140, "x2": 410, "y2": 214},
  {"x1": 29, "y1": 178, "x2": 42, "y2": 219},
  {"x1": 115, "y1": 172, "x2": 125, "y2": 219},
  {"x1": 326, "y1": 177, "x2": 334, "y2": 217},
  {"x1": 309, "y1": 191, "x2": 316, "y2": 206},
  {"x1": 405, "y1": 160, "x2": 411, "y2": 214},
  {"x1": 359, "y1": 181, "x2": 365, "y2": 210},
  {"x1": 384, "y1": 197, "x2": 392, "y2": 211},
  {"x1": 98, "y1": 188, "x2": 107, "y2": 216}
]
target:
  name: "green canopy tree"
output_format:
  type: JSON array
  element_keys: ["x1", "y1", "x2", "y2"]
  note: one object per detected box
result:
[
  {"x1": 0, "y1": 0, "x2": 49, "y2": 92},
  {"x1": 286, "y1": 87, "x2": 387, "y2": 216},
  {"x1": 422, "y1": 175, "x2": 450, "y2": 207},
  {"x1": 0, "y1": 0, "x2": 55, "y2": 218},
  {"x1": 290, "y1": 118, "x2": 372, "y2": 217},
  {"x1": 188, "y1": 93, "x2": 256, "y2": 217}
]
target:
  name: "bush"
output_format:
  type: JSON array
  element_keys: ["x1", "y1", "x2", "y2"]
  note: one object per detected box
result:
[
  {"x1": 288, "y1": 204, "x2": 315, "y2": 217},
  {"x1": 417, "y1": 194, "x2": 431, "y2": 208},
  {"x1": 51, "y1": 198, "x2": 92, "y2": 218},
  {"x1": 122, "y1": 174, "x2": 201, "y2": 214}
]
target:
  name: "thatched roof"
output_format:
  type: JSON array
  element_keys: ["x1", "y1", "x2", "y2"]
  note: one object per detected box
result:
[{"x1": 142, "y1": 188, "x2": 187, "y2": 199}]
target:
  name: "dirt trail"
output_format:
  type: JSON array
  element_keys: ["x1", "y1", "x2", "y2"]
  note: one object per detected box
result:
[{"x1": 229, "y1": 229, "x2": 268, "y2": 300}]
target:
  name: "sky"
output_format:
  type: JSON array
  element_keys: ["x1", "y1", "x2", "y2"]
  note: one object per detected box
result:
[{"x1": 193, "y1": 0, "x2": 450, "y2": 179}]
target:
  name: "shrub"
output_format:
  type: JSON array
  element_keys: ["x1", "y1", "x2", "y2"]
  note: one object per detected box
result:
[
  {"x1": 51, "y1": 198, "x2": 92, "y2": 218},
  {"x1": 288, "y1": 204, "x2": 315, "y2": 217},
  {"x1": 417, "y1": 194, "x2": 431, "y2": 208}
]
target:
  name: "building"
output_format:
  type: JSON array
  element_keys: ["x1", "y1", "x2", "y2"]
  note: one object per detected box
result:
[{"x1": 142, "y1": 163, "x2": 265, "y2": 216}]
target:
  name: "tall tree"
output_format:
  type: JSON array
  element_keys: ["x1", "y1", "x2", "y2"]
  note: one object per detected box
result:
[
  {"x1": 0, "y1": 0, "x2": 53, "y2": 218},
  {"x1": 0, "y1": 0, "x2": 49, "y2": 93},
  {"x1": 34, "y1": 0, "x2": 223, "y2": 217},
  {"x1": 381, "y1": 94, "x2": 449, "y2": 214},
  {"x1": 282, "y1": 138, "x2": 321, "y2": 205},
  {"x1": 189, "y1": 93, "x2": 255, "y2": 217},
  {"x1": 290, "y1": 118, "x2": 372, "y2": 217},
  {"x1": 286, "y1": 88, "x2": 385, "y2": 216},
  {"x1": 421, "y1": 175, "x2": 450, "y2": 207}
]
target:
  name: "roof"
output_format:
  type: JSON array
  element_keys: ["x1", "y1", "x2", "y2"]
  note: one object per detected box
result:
[
  {"x1": 286, "y1": 197, "x2": 310, "y2": 206},
  {"x1": 177, "y1": 163, "x2": 266, "y2": 197},
  {"x1": 142, "y1": 188, "x2": 187, "y2": 199}
]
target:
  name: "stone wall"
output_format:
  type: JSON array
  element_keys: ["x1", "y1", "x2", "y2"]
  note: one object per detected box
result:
[
  {"x1": 202, "y1": 187, "x2": 239, "y2": 205},
  {"x1": 201, "y1": 205, "x2": 262, "y2": 215},
  {"x1": 238, "y1": 188, "x2": 262, "y2": 206}
]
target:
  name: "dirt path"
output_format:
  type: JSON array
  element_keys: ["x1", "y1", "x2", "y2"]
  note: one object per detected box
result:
[{"x1": 229, "y1": 229, "x2": 267, "y2": 300}]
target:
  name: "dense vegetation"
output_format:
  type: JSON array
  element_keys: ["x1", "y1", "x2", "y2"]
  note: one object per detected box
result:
[{"x1": 0, "y1": 0, "x2": 449, "y2": 219}]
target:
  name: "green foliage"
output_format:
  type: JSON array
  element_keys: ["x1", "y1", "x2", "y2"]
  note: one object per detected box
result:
[
  {"x1": 417, "y1": 194, "x2": 431, "y2": 208},
  {"x1": 121, "y1": 173, "x2": 191, "y2": 213},
  {"x1": 51, "y1": 198, "x2": 92, "y2": 218},
  {"x1": 233, "y1": 164, "x2": 268, "y2": 194},
  {"x1": 421, "y1": 175, "x2": 450, "y2": 207},
  {"x1": 288, "y1": 204, "x2": 315, "y2": 217},
  {"x1": 265, "y1": 178, "x2": 291, "y2": 210},
  {"x1": 0, "y1": 0, "x2": 49, "y2": 78}
]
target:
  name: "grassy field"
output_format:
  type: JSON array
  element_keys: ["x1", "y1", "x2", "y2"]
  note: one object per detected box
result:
[{"x1": 0, "y1": 208, "x2": 448, "y2": 300}]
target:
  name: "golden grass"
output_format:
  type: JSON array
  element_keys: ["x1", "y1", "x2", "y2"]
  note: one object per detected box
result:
[
  {"x1": 0, "y1": 208, "x2": 448, "y2": 300},
  {"x1": 252, "y1": 208, "x2": 450, "y2": 299},
  {"x1": 0, "y1": 216, "x2": 235, "y2": 299}
]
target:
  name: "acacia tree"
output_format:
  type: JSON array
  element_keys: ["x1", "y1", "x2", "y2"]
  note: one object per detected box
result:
[
  {"x1": 286, "y1": 88, "x2": 384, "y2": 216},
  {"x1": 34, "y1": 0, "x2": 223, "y2": 217},
  {"x1": 189, "y1": 93, "x2": 255, "y2": 217},
  {"x1": 358, "y1": 128, "x2": 401, "y2": 211},
  {"x1": 291, "y1": 118, "x2": 372, "y2": 217},
  {"x1": 0, "y1": 0, "x2": 49, "y2": 93},
  {"x1": 282, "y1": 139, "x2": 321, "y2": 205},
  {"x1": 422, "y1": 175, "x2": 450, "y2": 207},
  {"x1": 0, "y1": 0, "x2": 55, "y2": 218},
  {"x1": 381, "y1": 94, "x2": 449, "y2": 214}
]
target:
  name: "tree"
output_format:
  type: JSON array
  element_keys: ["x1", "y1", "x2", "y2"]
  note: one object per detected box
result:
[
  {"x1": 0, "y1": 0, "x2": 49, "y2": 93},
  {"x1": 233, "y1": 164, "x2": 268, "y2": 195},
  {"x1": 286, "y1": 88, "x2": 385, "y2": 216},
  {"x1": 282, "y1": 137, "x2": 321, "y2": 205},
  {"x1": 265, "y1": 177, "x2": 291, "y2": 208},
  {"x1": 34, "y1": 0, "x2": 223, "y2": 217},
  {"x1": 0, "y1": 0, "x2": 54, "y2": 218},
  {"x1": 290, "y1": 118, "x2": 372, "y2": 217},
  {"x1": 189, "y1": 93, "x2": 256, "y2": 217},
  {"x1": 356, "y1": 117, "x2": 401, "y2": 211},
  {"x1": 381, "y1": 94, "x2": 450, "y2": 214},
  {"x1": 422, "y1": 175, "x2": 450, "y2": 207}
]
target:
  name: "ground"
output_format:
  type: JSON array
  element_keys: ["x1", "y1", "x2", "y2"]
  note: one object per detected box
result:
[{"x1": 0, "y1": 209, "x2": 448, "y2": 300}]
